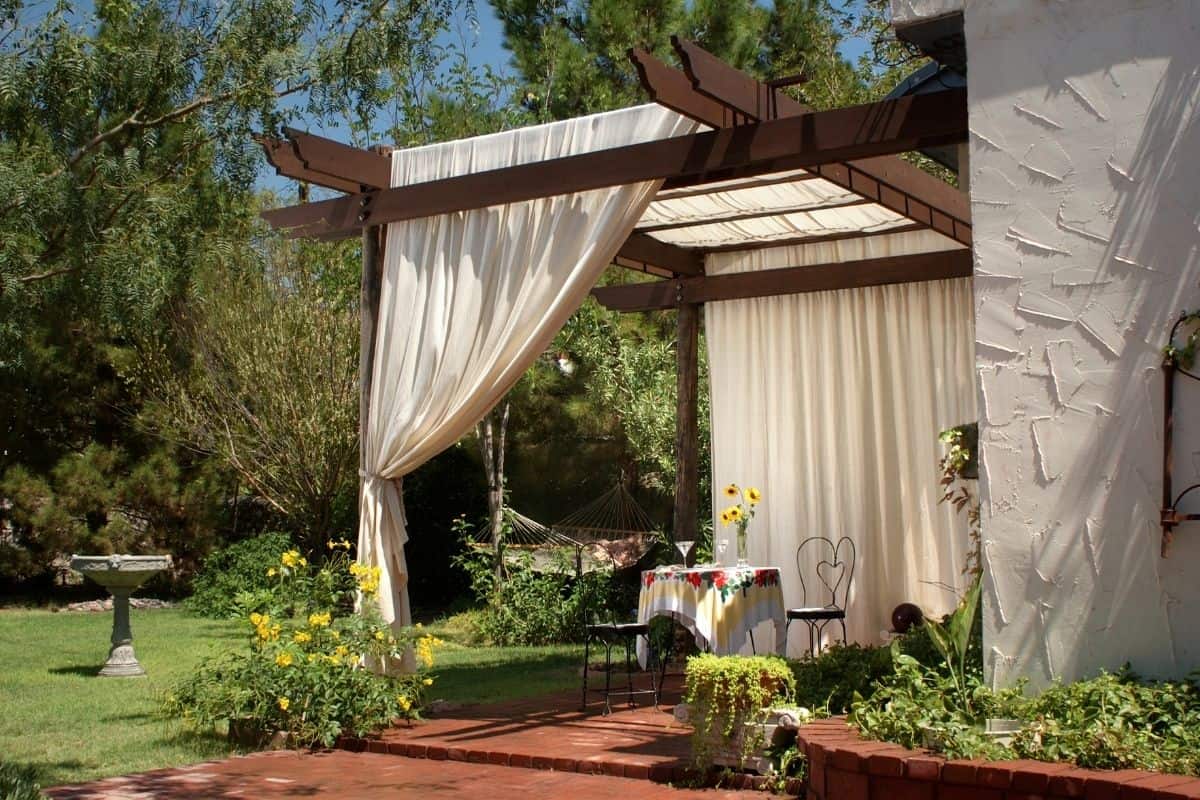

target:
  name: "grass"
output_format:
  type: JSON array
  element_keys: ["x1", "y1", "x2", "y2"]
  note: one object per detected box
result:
[
  {"x1": 0, "y1": 607, "x2": 241, "y2": 788},
  {"x1": 0, "y1": 606, "x2": 588, "y2": 787}
]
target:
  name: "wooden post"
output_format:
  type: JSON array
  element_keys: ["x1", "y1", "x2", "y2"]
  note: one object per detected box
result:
[
  {"x1": 359, "y1": 225, "x2": 383, "y2": 476},
  {"x1": 673, "y1": 300, "x2": 701, "y2": 554}
]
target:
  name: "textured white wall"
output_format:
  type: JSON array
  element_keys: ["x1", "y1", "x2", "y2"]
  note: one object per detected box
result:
[
  {"x1": 963, "y1": 0, "x2": 1200, "y2": 687},
  {"x1": 890, "y1": 0, "x2": 963, "y2": 27}
]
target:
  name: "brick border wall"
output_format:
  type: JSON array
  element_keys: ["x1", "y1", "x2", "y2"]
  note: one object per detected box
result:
[{"x1": 797, "y1": 719, "x2": 1200, "y2": 800}]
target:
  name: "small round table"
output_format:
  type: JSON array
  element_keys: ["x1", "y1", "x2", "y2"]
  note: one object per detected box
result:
[{"x1": 636, "y1": 565, "x2": 786, "y2": 666}]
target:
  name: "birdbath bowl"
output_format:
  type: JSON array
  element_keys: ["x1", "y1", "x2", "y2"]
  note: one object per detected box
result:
[{"x1": 70, "y1": 554, "x2": 172, "y2": 677}]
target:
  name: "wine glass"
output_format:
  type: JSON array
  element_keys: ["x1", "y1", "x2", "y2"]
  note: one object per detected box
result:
[
  {"x1": 674, "y1": 539, "x2": 694, "y2": 567},
  {"x1": 715, "y1": 539, "x2": 728, "y2": 565}
]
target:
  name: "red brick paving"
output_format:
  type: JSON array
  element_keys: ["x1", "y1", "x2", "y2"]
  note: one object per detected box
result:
[
  {"x1": 45, "y1": 750, "x2": 768, "y2": 799},
  {"x1": 355, "y1": 678, "x2": 694, "y2": 783}
]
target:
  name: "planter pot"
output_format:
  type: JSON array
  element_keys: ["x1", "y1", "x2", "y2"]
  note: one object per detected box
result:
[
  {"x1": 676, "y1": 703, "x2": 809, "y2": 775},
  {"x1": 228, "y1": 717, "x2": 291, "y2": 750}
]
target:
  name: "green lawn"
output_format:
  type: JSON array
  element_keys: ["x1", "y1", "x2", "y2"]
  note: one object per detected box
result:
[{"x1": 0, "y1": 607, "x2": 586, "y2": 787}]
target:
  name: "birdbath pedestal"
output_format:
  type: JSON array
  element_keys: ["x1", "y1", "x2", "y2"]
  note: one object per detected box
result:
[{"x1": 70, "y1": 554, "x2": 172, "y2": 677}]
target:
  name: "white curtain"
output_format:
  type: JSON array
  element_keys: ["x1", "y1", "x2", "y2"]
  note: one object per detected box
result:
[
  {"x1": 359, "y1": 105, "x2": 697, "y2": 641},
  {"x1": 705, "y1": 230, "x2": 976, "y2": 651}
]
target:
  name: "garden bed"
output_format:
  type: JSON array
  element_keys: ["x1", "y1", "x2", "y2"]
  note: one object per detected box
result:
[{"x1": 797, "y1": 717, "x2": 1200, "y2": 800}]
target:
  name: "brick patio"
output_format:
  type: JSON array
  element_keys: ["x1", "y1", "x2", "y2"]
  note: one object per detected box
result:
[
  {"x1": 342, "y1": 677, "x2": 704, "y2": 784},
  {"x1": 45, "y1": 751, "x2": 770, "y2": 800}
]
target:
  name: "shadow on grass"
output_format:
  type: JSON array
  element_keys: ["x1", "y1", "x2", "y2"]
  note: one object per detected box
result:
[
  {"x1": 47, "y1": 665, "x2": 104, "y2": 677},
  {"x1": 432, "y1": 647, "x2": 585, "y2": 706}
]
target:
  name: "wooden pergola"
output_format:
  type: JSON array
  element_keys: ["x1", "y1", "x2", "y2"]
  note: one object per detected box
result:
[{"x1": 260, "y1": 38, "x2": 971, "y2": 544}]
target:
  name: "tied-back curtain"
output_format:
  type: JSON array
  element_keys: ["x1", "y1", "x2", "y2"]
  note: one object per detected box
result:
[
  {"x1": 705, "y1": 230, "x2": 976, "y2": 650},
  {"x1": 359, "y1": 105, "x2": 697, "y2": 638}
]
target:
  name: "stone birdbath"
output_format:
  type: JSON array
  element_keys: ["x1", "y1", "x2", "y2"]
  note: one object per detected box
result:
[{"x1": 70, "y1": 554, "x2": 172, "y2": 677}]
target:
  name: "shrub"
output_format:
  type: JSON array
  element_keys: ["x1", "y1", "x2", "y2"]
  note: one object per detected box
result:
[
  {"x1": 167, "y1": 542, "x2": 439, "y2": 748},
  {"x1": 186, "y1": 532, "x2": 293, "y2": 617},
  {"x1": 790, "y1": 643, "x2": 894, "y2": 714},
  {"x1": 451, "y1": 536, "x2": 622, "y2": 646},
  {"x1": 0, "y1": 763, "x2": 43, "y2": 800}
]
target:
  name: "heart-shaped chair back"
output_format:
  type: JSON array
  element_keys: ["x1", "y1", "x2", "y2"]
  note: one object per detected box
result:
[{"x1": 796, "y1": 536, "x2": 856, "y2": 609}]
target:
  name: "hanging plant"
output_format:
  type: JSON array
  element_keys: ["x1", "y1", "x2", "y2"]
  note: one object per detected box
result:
[
  {"x1": 938, "y1": 423, "x2": 981, "y2": 579},
  {"x1": 683, "y1": 654, "x2": 796, "y2": 770}
]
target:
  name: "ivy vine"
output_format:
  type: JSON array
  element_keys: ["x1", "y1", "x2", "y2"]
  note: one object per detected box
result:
[{"x1": 683, "y1": 654, "x2": 796, "y2": 770}]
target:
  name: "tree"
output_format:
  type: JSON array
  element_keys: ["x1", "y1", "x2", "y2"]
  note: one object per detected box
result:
[
  {"x1": 0, "y1": 0, "x2": 468, "y2": 578},
  {"x1": 141, "y1": 236, "x2": 361, "y2": 552}
]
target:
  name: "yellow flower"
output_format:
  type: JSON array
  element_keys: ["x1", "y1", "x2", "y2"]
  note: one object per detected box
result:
[
  {"x1": 422, "y1": 678, "x2": 434, "y2": 686},
  {"x1": 723, "y1": 484, "x2": 739, "y2": 498},
  {"x1": 415, "y1": 634, "x2": 439, "y2": 669},
  {"x1": 308, "y1": 612, "x2": 332, "y2": 628},
  {"x1": 275, "y1": 651, "x2": 294, "y2": 668},
  {"x1": 307, "y1": 654, "x2": 317, "y2": 663},
  {"x1": 249, "y1": 612, "x2": 263, "y2": 626},
  {"x1": 293, "y1": 631, "x2": 312, "y2": 644},
  {"x1": 277, "y1": 697, "x2": 290, "y2": 711},
  {"x1": 326, "y1": 540, "x2": 336, "y2": 550},
  {"x1": 329, "y1": 630, "x2": 340, "y2": 640},
  {"x1": 334, "y1": 644, "x2": 350, "y2": 657},
  {"x1": 281, "y1": 550, "x2": 300, "y2": 568},
  {"x1": 269, "y1": 624, "x2": 281, "y2": 640},
  {"x1": 298, "y1": 557, "x2": 307, "y2": 568},
  {"x1": 339, "y1": 538, "x2": 352, "y2": 550},
  {"x1": 374, "y1": 630, "x2": 386, "y2": 641},
  {"x1": 727, "y1": 505, "x2": 744, "y2": 522},
  {"x1": 719, "y1": 510, "x2": 732, "y2": 526},
  {"x1": 266, "y1": 567, "x2": 277, "y2": 577},
  {"x1": 744, "y1": 487, "x2": 762, "y2": 505},
  {"x1": 396, "y1": 694, "x2": 411, "y2": 712}
]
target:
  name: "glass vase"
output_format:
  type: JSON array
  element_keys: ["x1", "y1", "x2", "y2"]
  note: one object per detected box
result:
[{"x1": 736, "y1": 528, "x2": 749, "y2": 566}]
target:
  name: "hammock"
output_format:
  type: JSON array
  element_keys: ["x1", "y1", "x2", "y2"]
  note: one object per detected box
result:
[
  {"x1": 468, "y1": 507, "x2": 594, "y2": 573},
  {"x1": 552, "y1": 483, "x2": 662, "y2": 570}
]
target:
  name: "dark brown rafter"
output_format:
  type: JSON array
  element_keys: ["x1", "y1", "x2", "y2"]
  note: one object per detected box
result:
[
  {"x1": 259, "y1": 137, "x2": 366, "y2": 194},
  {"x1": 283, "y1": 128, "x2": 391, "y2": 189},
  {"x1": 663, "y1": 37, "x2": 971, "y2": 246},
  {"x1": 614, "y1": 232, "x2": 704, "y2": 276},
  {"x1": 591, "y1": 248, "x2": 971, "y2": 312},
  {"x1": 261, "y1": 88, "x2": 967, "y2": 237},
  {"x1": 628, "y1": 49, "x2": 740, "y2": 128}
]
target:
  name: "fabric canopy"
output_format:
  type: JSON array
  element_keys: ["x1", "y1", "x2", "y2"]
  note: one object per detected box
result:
[
  {"x1": 704, "y1": 229, "x2": 976, "y2": 651},
  {"x1": 358, "y1": 104, "x2": 697, "y2": 647}
]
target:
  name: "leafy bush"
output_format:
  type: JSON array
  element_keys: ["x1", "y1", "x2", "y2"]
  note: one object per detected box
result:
[
  {"x1": 186, "y1": 532, "x2": 293, "y2": 617},
  {"x1": 0, "y1": 763, "x2": 43, "y2": 800},
  {"x1": 790, "y1": 643, "x2": 894, "y2": 714},
  {"x1": 451, "y1": 530, "x2": 622, "y2": 646},
  {"x1": 167, "y1": 542, "x2": 439, "y2": 747}
]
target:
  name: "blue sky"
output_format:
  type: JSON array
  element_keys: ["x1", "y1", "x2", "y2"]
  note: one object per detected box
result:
[{"x1": 259, "y1": 0, "x2": 875, "y2": 194}]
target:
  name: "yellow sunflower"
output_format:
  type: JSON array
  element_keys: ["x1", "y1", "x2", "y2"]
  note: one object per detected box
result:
[
  {"x1": 727, "y1": 506, "x2": 744, "y2": 522},
  {"x1": 723, "y1": 484, "x2": 740, "y2": 498},
  {"x1": 719, "y1": 510, "x2": 732, "y2": 526},
  {"x1": 744, "y1": 487, "x2": 762, "y2": 505}
]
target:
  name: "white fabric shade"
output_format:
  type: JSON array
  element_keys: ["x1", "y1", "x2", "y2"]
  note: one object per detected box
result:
[
  {"x1": 359, "y1": 104, "x2": 697, "y2": 645},
  {"x1": 704, "y1": 229, "x2": 976, "y2": 650}
]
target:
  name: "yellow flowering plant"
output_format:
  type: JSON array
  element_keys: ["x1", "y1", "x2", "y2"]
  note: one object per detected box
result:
[
  {"x1": 719, "y1": 483, "x2": 763, "y2": 563},
  {"x1": 166, "y1": 542, "x2": 440, "y2": 748}
]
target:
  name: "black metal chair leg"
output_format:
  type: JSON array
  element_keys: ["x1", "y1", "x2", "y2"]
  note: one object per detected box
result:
[
  {"x1": 807, "y1": 621, "x2": 816, "y2": 658},
  {"x1": 581, "y1": 635, "x2": 591, "y2": 711},
  {"x1": 840, "y1": 618, "x2": 847, "y2": 646},
  {"x1": 624, "y1": 637, "x2": 635, "y2": 708},
  {"x1": 603, "y1": 640, "x2": 614, "y2": 715},
  {"x1": 748, "y1": 628, "x2": 757, "y2": 654}
]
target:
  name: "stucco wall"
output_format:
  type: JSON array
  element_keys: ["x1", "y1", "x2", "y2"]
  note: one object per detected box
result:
[
  {"x1": 963, "y1": 0, "x2": 1200, "y2": 686},
  {"x1": 890, "y1": 0, "x2": 962, "y2": 27}
]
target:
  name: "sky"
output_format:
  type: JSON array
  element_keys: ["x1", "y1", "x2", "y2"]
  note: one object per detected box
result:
[{"x1": 258, "y1": 0, "x2": 876, "y2": 195}]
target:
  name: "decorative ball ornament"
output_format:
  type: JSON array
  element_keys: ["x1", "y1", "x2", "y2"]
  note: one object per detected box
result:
[{"x1": 891, "y1": 602, "x2": 924, "y2": 634}]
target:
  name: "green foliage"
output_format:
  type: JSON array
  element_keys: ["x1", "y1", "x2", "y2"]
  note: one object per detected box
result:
[
  {"x1": 451, "y1": 530, "x2": 621, "y2": 646},
  {"x1": 0, "y1": 763, "x2": 43, "y2": 800},
  {"x1": 1016, "y1": 670, "x2": 1200, "y2": 775},
  {"x1": 790, "y1": 643, "x2": 894, "y2": 714},
  {"x1": 140, "y1": 239, "x2": 361, "y2": 550},
  {"x1": 167, "y1": 545, "x2": 439, "y2": 748},
  {"x1": 921, "y1": 577, "x2": 982, "y2": 707},
  {"x1": 684, "y1": 654, "x2": 797, "y2": 769},
  {"x1": 185, "y1": 531, "x2": 293, "y2": 618},
  {"x1": 1163, "y1": 310, "x2": 1200, "y2": 370}
]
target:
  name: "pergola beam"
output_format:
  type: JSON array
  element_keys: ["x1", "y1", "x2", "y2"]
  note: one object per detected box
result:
[
  {"x1": 591, "y1": 248, "x2": 972, "y2": 312},
  {"x1": 614, "y1": 233, "x2": 705, "y2": 276},
  {"x1": 261, "y1": 88, "x2": 968, "y2": 237},
  {"x1": 259, "y1": 137, "x2": 367, "y2": 194},
  {"x1": 283, "y1": 128, "x2": 391, "y2": 189},
  {"x1": 659, "y1": 38, "x2": 971, "y2": 246}
]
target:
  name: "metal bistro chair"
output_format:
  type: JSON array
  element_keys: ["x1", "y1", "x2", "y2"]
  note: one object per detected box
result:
[
  {"x1": 578, "y1": 547, "x2": 665, "y2": 715},
  {"x1": 785, "y1": 536, "x2": 855, "y2": 657}
]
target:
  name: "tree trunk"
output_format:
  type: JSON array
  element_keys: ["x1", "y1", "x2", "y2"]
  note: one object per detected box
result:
[{"x1": 476, "y1": 401, "x2": 510, "y2": 583}]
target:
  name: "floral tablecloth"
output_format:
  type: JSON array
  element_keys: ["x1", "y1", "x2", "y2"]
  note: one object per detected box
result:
[{"x1": 636, "y1": 565, "x2": 786, "y2": 667}]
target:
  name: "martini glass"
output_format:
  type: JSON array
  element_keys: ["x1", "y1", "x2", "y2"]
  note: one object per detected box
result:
[{"x1": 674, "y1": 539, "x2": 694, "y2": 567}]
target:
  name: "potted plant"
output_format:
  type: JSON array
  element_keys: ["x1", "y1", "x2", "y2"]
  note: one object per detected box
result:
[
  {"x1": 679, "y1": 654, "x2": 806, "y2": 774},
  {"x1": 718, "y1": 484, "x2": 762, "y2": 564}
]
